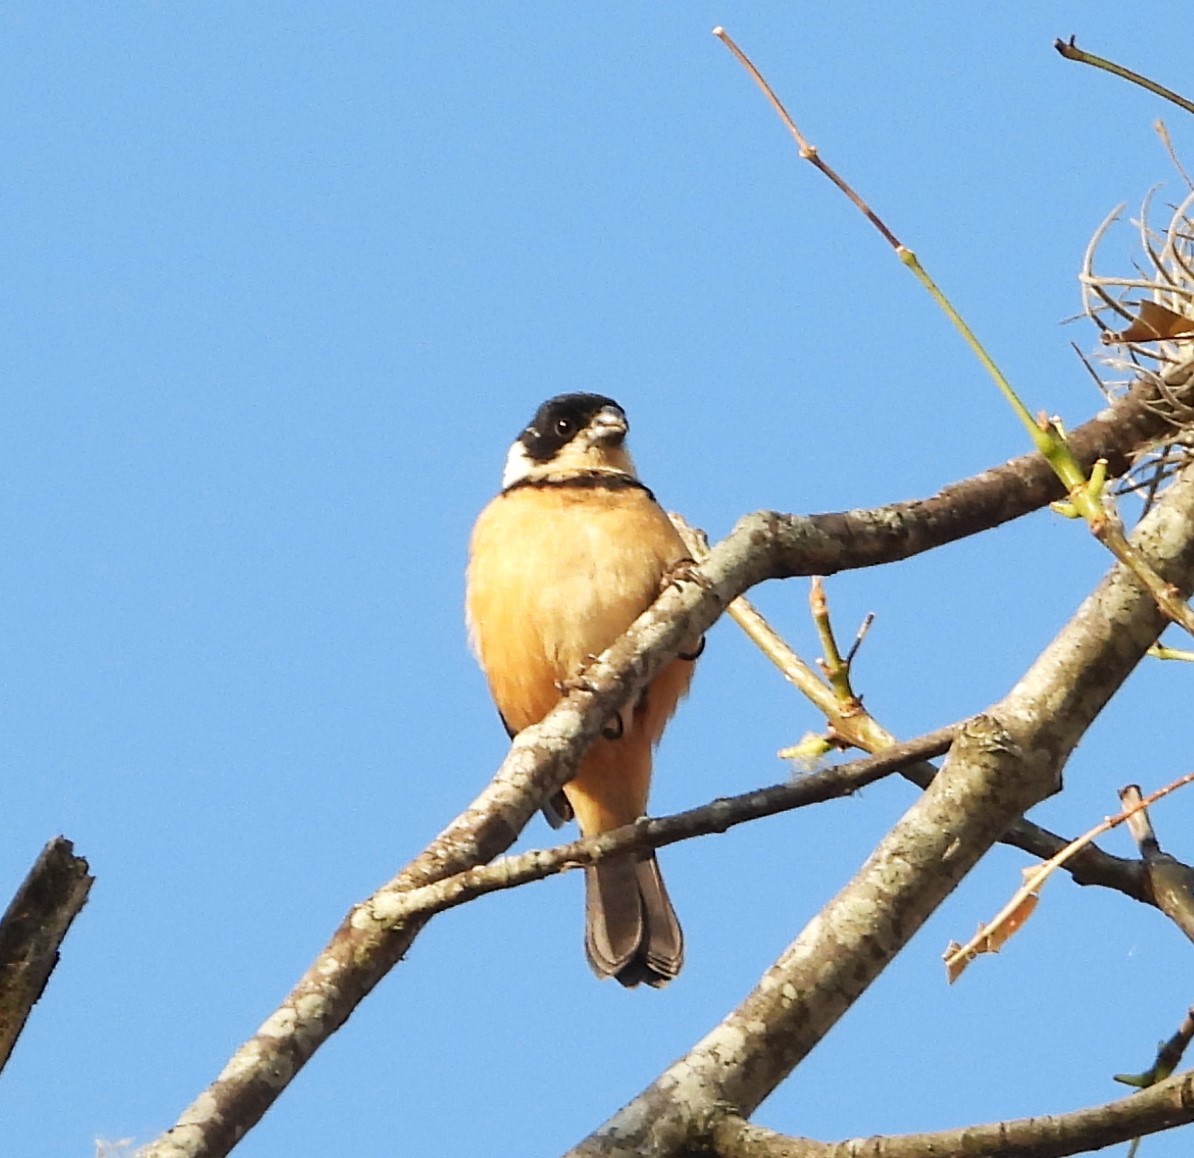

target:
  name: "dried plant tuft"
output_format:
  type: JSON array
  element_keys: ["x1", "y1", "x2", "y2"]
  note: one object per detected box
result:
[{"x1": 1080, "y1": 164, "x2": 1194, "y2": 511}]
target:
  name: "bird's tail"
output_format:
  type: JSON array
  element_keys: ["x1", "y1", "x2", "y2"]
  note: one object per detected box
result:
[{"x1": 583, "y1": 853, "x2": 683, "y2": 988}]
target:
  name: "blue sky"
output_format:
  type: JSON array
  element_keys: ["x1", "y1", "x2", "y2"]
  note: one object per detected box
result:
[{"x1": 3, "y1": 4, "x2": 1193, "y2": 1155}]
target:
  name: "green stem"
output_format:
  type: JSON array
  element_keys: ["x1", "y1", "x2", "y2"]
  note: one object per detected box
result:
[
  {"x1": 899, "y1": 247, "x2": 1041, "y2": 442},
  {"x1": 1055, "y1": 36, "x2": 1194, "y2": 117}
]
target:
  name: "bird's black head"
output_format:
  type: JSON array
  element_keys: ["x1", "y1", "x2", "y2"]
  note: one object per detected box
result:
[
  {"x1": 518, "y1": 393, "x2": 627, "y2": 463},
  {"x1": 500, "y1": 393, "x2": 635, "y2": 490}
]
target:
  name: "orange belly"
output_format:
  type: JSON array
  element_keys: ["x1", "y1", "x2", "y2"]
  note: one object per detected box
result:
[{"x1": 466, "y1": 482, "x2": 694, "y2": 833}]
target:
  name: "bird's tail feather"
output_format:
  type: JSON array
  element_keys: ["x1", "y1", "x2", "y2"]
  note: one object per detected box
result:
[{"x1": 584, "y1": 853, "x2": 683, "y2": 988}]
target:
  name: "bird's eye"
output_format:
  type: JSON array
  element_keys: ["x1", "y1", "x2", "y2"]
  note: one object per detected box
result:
[{"x1": 554, "y1": 417, "x2": 574, "y2": 437}]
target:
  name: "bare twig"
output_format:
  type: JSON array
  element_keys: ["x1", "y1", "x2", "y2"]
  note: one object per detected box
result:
[
  {"x1": 1055, "y1": 36, "x2": 1194, "y2": 117},
  {"x1": 670, "y1": 521, "x2": 1166, "y2": 911},
  {"x1": 841, "y1": 613, "x2": 874, "y2": 669},
  {"x1": 712, "y1": 28, "x2": 1038, "y2": 436},
  {"x1": 370, "y1": 726, "x2": 962, "y2": 927},
  {"x1": 809, "y1": 578, "x2": 866, "y2": 711},
  {"x1": 945, "y1": 771, "x2": 1194, "y2": 980},
  {"x1": 1149, "y1": 644, "x2": 1194, "y2": 661},
  {"x1": 716, "y1": 26, "x2": 1194, "y2": 638},
  {"x1": 667, "y1": 515, "x2": 835, "y2": 723}
]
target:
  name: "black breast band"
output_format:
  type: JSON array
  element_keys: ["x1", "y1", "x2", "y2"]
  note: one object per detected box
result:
[{"x1": 504, "y1": 472, "x2": 657, "y2": 502}]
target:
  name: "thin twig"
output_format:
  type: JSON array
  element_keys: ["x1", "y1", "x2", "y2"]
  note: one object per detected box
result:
[
  {"x1": 1055, "y1": 36, "x2": 1194, "y2": 117},
  {"x1": 1155, "y1": 121, "x2": 1194, "y2": 191},
  {"x1": 842, "y1": 612, "x2": 875, "y2": 668},
  {"x1": 944, "y1": 770, "x2": 1194, "y2": 980},
  {"x1": 715, "y1": 26, "x2": 1194, "y2": 642},
  {"x1": 370, "y1": 725, "x2": 962, "y2": 926}
]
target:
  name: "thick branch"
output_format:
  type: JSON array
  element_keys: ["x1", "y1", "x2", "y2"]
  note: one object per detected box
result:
[
  {"x1": 1141, "y1": 852, "x2": 1194, "y2": 945},
  {"x1": 711, "y1": 1067, "x2": 1194, "y2": 1157},
  {"x1": 566, "y1": 462, "x2": 1194, "y2": 1156},
  {"x1": 0, "y1": 837, "x2": 92, "y2": 1073},
  {"x1": 900, "y1": 761, "x2": 1150, "y2": 902},
  {"x1": 139, "y1": 366, "x2": 1194, "y2": 1158},
  {"x1": 756, "y1": 357, "x2": 1194, "y2": 581}
]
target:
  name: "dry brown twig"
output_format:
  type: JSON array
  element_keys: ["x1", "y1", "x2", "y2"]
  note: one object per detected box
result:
[{"x1": 944, "y1": 770, "x2": 1194, "y2": 981}]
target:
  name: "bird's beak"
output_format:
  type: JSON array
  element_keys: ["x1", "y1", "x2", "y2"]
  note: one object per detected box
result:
[{"x1": 590, "y1": 405, "x2": 628, "y2": 444}]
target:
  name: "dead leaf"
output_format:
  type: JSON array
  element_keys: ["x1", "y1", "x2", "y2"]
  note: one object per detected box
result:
[
  {"x1": 1104, "y1": 300, "x2": 1194, "y2": 344},
  {"x1": 943, "y1": 884, "x2": 1040, "y2": 983}
]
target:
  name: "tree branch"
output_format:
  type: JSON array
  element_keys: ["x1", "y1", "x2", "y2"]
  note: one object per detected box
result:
[
  {"x1": 1119, "y1": 783, "x2": 1194, "y2": 945},
  {"x1": 710, "y1": 1067, "x2": 1194, "y2": 1157},
  {"x1": 382, "y1": 728, "x2": 1152, "y2": 931},
  {"x1": 755, "y1": 356, "x2": 1194, "y2": 582},
  {"x1": 0, "y1": 837, "x2": 92, "y2": 1074},
  {"x1": 137, "y1": 364, "x2": 1194, "y2": 1158},
  {"x1": 901, "y1": 761, "x2": 1151, "y2": 902},
  {"x1": 565, "y1": 461, "x2": 1194, "y2": 1156},
  {"x1": 373, "y1": 725, "x2": 960, "y2": 925}
]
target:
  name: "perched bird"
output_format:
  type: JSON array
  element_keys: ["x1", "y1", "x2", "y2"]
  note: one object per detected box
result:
[{"x1": 466, "y1": 393, "x2": 699, "y2": 987}]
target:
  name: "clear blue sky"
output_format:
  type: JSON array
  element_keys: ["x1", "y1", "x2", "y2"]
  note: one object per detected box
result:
[{"x1": 3, "y1": 5, "x2": 1192, "y2": 1155}]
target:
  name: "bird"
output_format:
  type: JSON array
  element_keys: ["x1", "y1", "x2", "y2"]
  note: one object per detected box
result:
[{"x1": 466, "y1": 393, "x2": 699, "y2": 987}]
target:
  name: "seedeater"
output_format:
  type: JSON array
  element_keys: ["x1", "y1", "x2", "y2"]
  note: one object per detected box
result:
[{"x1": 466, "y1": 393, "x2": 699, "y2": 987}]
